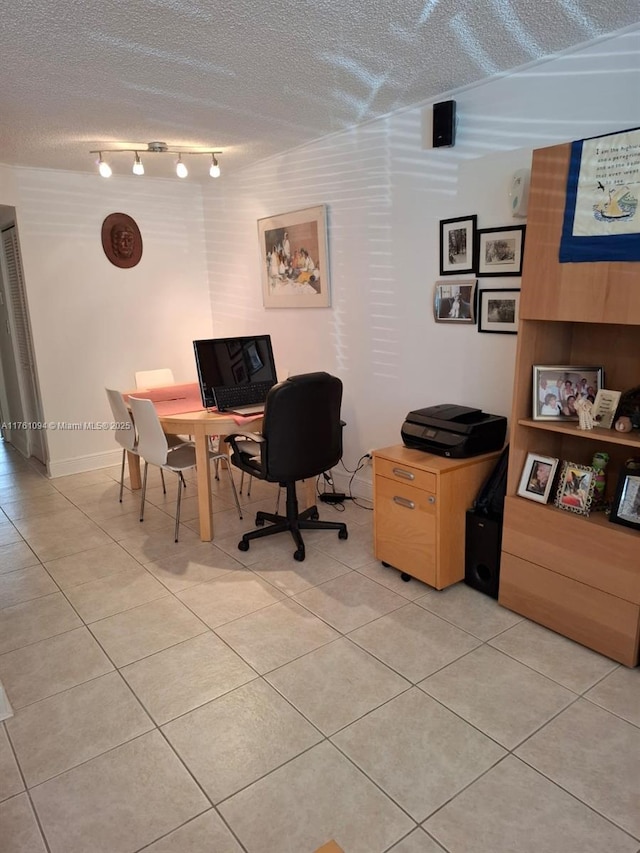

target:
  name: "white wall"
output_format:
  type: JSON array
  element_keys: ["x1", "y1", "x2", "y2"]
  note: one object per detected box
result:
[
  {"x1": 0, "y1": 27, "x2": 637, "y2": 482},
  {"x1": 5, "y1": 170, "x2": 213, "y2": 475},
  {"x1": 201, "y1": 27, "x2": 640, "y2": 495}
]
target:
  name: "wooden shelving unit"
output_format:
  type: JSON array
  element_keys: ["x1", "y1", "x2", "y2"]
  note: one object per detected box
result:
[{"x1": 499, "y1": 140, "x2": 640, "y2": 667}]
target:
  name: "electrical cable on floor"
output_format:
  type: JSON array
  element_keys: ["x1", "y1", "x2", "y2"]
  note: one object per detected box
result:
[{"x1": 314, "y1": 455, "x2": 374, "y2": 512}]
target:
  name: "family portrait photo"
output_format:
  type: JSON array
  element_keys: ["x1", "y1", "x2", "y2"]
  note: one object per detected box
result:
[{"x1": 532, "y1": 365, "x2": 603, "y2": 421}]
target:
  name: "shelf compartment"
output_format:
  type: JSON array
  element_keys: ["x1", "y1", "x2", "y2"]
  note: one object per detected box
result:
[
  {"x1": 502, "y1": 495, "x2": 640, "y2": 603},
  {"x1": 499, "y1": 552, "x2": 640, "y2": 667},
  {"x1": 517, "y1": 418, "x2": 640, "y2": 450}
]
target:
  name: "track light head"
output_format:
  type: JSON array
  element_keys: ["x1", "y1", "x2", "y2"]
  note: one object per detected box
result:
[
  {"x1": 209, "y1": 154, "x2": 221, "y2": 178},
  {"x1": 175, "y1": 154, "x2": 188, "y2": 179},
  {"x1": 132, "y1": 152, "x2": 144, "y2": 176},
  {"x1": 97, "y1": 154, "x2": 112, "y2": 178}
]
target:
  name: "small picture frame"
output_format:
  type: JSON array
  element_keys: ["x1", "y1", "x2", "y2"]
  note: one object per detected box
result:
[
  {"x1": 609, "y1": 459, "x2": 640, "y2": 531},
  {"x1": 517, "y1": 452, "x2": 559, "y2": 503},
  {"x1": 478, "y1": 288, "x2": 520, "y2": 334},
  {"x1": 532, "y1": 365, "x2": 604, "y2": 421},
  {"x1": 439, "y1": 215, "x2": 477, "y2": 275},
  {"x1": 477, "y1": 225, "x2": 526, "y2": 277},
  {"x1": 433, "y1": 279, "x2": 477, "y2": 324},
  {"x1": 554, "y1": 461, "x2": 597, "y2": 516},
  {"x1": 592, "y1": 389, "x2": 622, "y2": 429}
]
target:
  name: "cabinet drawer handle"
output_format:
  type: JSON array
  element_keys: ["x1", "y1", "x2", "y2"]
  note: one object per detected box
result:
[
  {"x1": 427, "y1": 495, "x2": 436, "y2": 504},
  {"x1": 392, "y1": 467, "x2": 415, "y2": 481},
  {"x1": 393, "y1": 496, "x2": 415, "y2": 509}
]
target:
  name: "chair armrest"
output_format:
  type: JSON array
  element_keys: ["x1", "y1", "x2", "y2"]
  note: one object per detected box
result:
[
  {"x1": 225, "y1": 433, "x2": 266, "y2": 477},
  {"x1": 224, "y1": 432, "x2": 265, "y2": 444}
]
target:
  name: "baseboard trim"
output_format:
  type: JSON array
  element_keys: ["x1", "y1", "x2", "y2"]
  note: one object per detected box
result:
[{"x1": 47, "y1": 449, "x2": 122, "y2": 479}]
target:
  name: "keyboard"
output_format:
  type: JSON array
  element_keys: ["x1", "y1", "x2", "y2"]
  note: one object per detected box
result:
[{"x1": 214, "y1": 381, "x2": 274, "y2": 412}]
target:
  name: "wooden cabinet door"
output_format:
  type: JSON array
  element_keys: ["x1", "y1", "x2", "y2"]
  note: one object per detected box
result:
[{"x1": 374, "y1": 475, "x2": 437, "y2": 586}]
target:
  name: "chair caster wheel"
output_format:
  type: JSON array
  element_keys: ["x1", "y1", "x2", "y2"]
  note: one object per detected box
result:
[
  {"x1": 238, "y1": 540, "x2": 250, "y2": 552},
  {"x1": 294, "y1": 548, "x2": 305, "y2": 562},
  {"x1": 338, "y1": 529, "x2": 348, "y2": 540},
  {"x1": 382, "y1": 561, "x2": 391, "y2": 568},
  {"x1": 401, "y1": 572, "x2": 412, "y2": 582}
]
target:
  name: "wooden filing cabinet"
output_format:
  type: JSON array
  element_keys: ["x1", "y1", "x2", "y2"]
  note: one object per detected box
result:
[{"x1": 373, "y1": 444, "x2": 501, "y2": 589}]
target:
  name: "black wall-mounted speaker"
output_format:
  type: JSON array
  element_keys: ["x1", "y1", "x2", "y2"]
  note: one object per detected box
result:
[
  {"x1": 464, "y1": 510, "x2": 502, "y2": 599},
  {"x1": 432, "y1": 100, "x2": 456, "y2": 148}
]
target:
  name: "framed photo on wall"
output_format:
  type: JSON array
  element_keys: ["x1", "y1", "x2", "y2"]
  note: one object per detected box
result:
[
  {"x1": 609, "y1": 459, "x2": 640, "y2": 531},
  {"x1": 532, "y1": 365, "x2": 604, "y2": 421},
  {"x1": 517, "y1": 452, "x2": 559, "y2": 503},
  {"x1": 478, "y1": 288, "x2": 520, "y2": 334},
  {"x1": 439, "y1": 215, "x2": 477, "y2": 275},
  {"x1": 433, "y1": 279, "x2": 477, "y2": 324},
  {"x1": 258, "y1": 204, "x2": 330, "y2": 308},
  {"x1": 477, "y1": 225, "x2": 526, "y2": 276}
]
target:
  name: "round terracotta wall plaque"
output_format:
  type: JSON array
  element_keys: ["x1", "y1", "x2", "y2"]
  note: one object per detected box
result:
[{"x1": 101, "y1": 212, "x2": 143, "y2": 268}]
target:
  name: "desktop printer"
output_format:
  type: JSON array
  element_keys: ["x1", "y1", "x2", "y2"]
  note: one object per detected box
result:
[{"x1": 401, "y1": 404, "x2": 507, "y2": 458}]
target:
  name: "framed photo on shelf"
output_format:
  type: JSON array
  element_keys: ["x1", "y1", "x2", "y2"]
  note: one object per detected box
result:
[
  {"x1": 532, "y1": 365, "x2": 604, "y2": 421},
  {"x1": 258, "y1": 204, "x2": 330, "y2": 308},
  {"x1": 478, "y1": 288, "x2": 520, "y2": 334},
  {"x1": 517, "y1": 452, "x2": 559, "y2": 503},
  {"x1": 433, "y1": 279, "x2": 477, "y2": 324},
  {"x1": 592, "y1": 389, "x2": 622, "y2": 429},
  {"x1": 554, "y1": 461, "x2": 597, "y2": 516},
  {"x1": 477, "y1": 225, "x2": 526, "y2": 276},
  {"x1": 609, "y1": 459, "x2": 640, "y2": 531},
  {"x1": 439, "y1": 215, "x2": 477, "y2": 275}
]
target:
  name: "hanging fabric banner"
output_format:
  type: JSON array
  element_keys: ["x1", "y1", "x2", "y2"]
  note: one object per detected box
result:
[{"x1": 559, "y1": 127, "x2": 640, "y2": 262}]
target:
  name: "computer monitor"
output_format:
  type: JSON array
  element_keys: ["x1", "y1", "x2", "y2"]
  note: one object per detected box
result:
[{"x1": 193, "y1": 335, "x2": 278, "y2": 412}]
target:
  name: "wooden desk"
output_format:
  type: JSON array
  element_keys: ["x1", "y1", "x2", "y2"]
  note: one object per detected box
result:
[
  {"x1": 127, "y1": 408, "x2": 263, "y2": 542},
  {"x1": 125, "y1": 384, "x2": 264, "y2": 542},
  {"x1": 126, "y1": 383, "x2": 318, "y2": 542}
]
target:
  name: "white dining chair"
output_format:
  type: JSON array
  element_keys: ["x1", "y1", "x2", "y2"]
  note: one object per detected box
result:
[
  {"x1": 134, "y1": 368, "x2": 175, "y2": 389},
  {"x1": 129, "y1": 396, "x2": 243, "y2": 541},
  {"x1": 106, "y1": 386, "x2": 177, "y2": 499},
  {"x1": 105, "y1": 388, "x2": 139, "y2": 503},
  {"x1": 134, "y1": 367, "x2": 192, "y2": 450}
]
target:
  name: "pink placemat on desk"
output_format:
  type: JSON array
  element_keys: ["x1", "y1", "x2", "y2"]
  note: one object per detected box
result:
[
  {"x1": 125, "y1": 383, "x2": 204, "y2": 415},
  {"x1": 125, "y1": 383, "x2": 263, "y2": 424}
]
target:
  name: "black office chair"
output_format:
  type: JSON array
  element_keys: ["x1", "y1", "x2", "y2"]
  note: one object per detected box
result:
[{"x1": 225, "y1": 372, "x2": 348, "y2": 561}]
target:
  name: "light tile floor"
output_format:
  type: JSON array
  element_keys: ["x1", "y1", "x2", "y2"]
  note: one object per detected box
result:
[{"x1": 0, "y1": 441, "x2": 638, "y2": 853}]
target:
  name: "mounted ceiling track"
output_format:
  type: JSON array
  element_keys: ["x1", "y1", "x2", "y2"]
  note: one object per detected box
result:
[{"x1": 89, "y1": 142, "x2": 222, "y2": 179}]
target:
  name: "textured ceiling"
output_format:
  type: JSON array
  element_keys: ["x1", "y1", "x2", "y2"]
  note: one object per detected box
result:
[{"x1": 0, "y1": 0, "x2": 636, "y2": 180}]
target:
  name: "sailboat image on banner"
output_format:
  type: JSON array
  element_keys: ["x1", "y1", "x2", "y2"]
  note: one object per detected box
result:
[{"x1": 593, "y1": 185, "x2": 638, "y2": 222}]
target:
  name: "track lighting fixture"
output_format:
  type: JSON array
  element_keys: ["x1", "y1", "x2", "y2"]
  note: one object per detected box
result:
[{"x1": 89, "y1": 142, "x2": 222, "y2": 179}]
